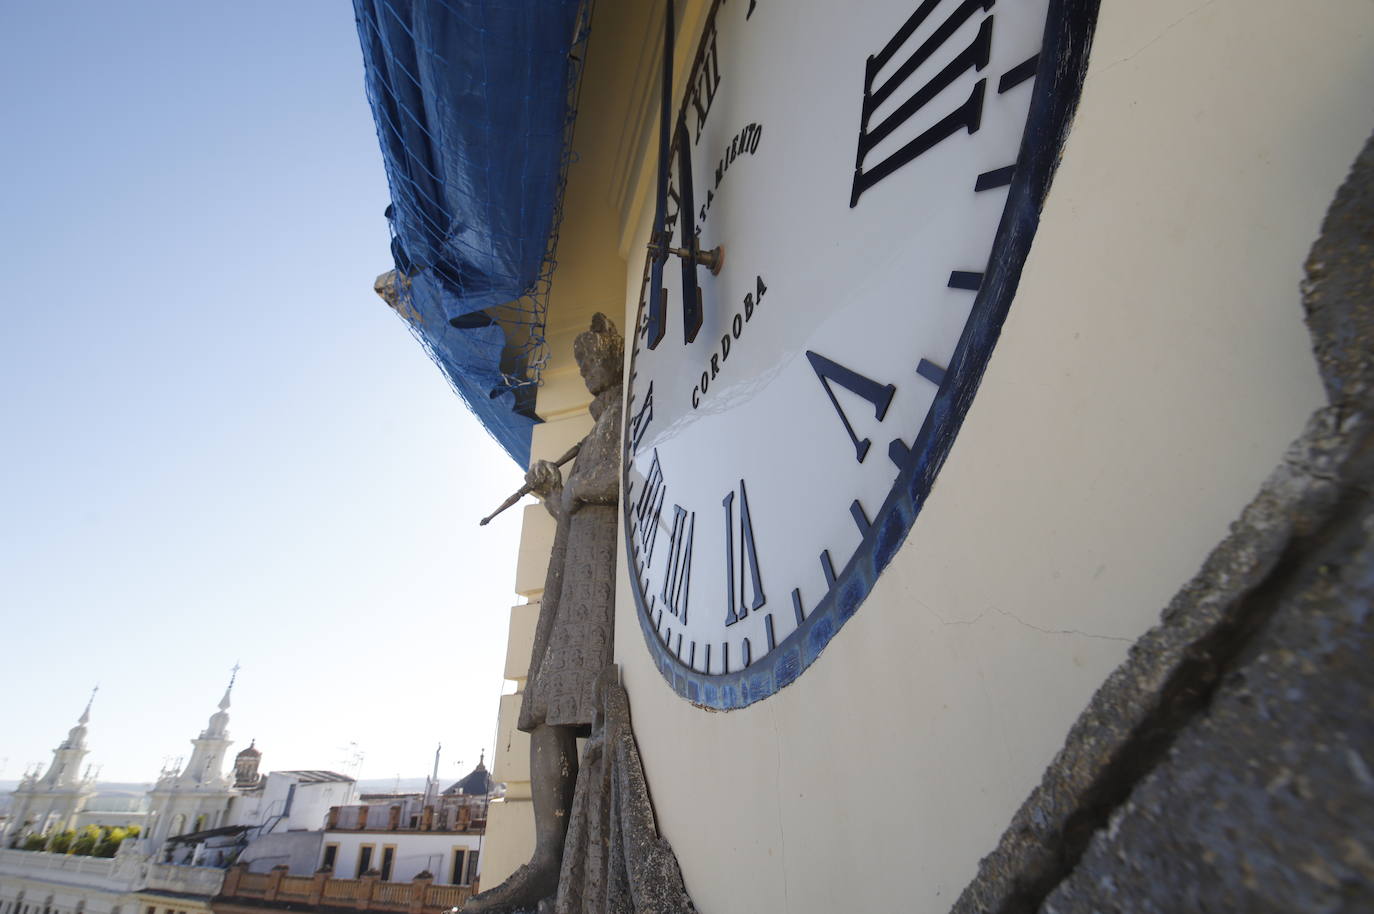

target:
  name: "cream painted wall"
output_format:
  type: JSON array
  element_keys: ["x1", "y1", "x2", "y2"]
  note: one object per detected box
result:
[
  {"x1": 480, "y1": 0, "x2": 649, "y2": 884},
  {"x1": 611, "y1": 2, "x2": 1374, "y2": 913}
]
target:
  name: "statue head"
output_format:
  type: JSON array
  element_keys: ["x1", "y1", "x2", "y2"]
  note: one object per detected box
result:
[{"x1": 574, "y1": 313, "x2": 624, "y2": 396}]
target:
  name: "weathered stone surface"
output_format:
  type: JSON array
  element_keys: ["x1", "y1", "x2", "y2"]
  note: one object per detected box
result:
[
  {"x1": 467, "y1": 314, "x2": 628, "y2": 914},
  {"x1": 553, "y1": 668, "x2": 696, "y2": 914},
  {"x1": 1044, "y1": 484, "x2": 1374, "y2": 913},
  {"x1": 1303, "y1": 128, "x2": 1374, "y2": 407},
  {"x1": 953, "y1": 132, "x2": 1374, "y2": 913}
]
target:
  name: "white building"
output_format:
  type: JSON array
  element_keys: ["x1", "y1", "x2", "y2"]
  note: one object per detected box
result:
[
  {"x1": 0, "y1": 676, "x2": 490, "y2": 914},
  {"x1": 0, "y1": 679, "x2": 359, "y2": 914},
  {"x1": 141, "y1": 678, "x2": 240, "y2": 854},
  {"x1": 230, "y1": 758, "x2": 491, "y2": 888},
  {"x1": 4, "y1": 696, "x2": 99, "y2": 844}
]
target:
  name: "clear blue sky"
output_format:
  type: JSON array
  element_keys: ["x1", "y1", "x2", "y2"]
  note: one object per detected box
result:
[{"x1": 0, "y1": 1, "x2": 528, "y2": 786}]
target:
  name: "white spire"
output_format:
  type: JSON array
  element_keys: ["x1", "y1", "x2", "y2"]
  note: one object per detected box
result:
[
  {"x1": 78, "y1": 684, "x2": 98, "y2": 725},
  {"x1": 219, "y1": 662, "x2": 240, "y2": 711},
  {"x1": 62, "y1": 686, "x2": 97, "y2": 750}
]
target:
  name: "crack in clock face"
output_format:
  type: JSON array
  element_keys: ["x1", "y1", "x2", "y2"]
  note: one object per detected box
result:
[{"x1": 623, "y1": 0, "x2": 1098, "y2": 708}]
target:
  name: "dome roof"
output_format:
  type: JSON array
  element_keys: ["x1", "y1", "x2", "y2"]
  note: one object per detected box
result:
[
  {"x1": 443, "y1": 754, "x2": 492, "y2": 796},
  {"x1": 236, "y1": 740, "x2": 261, "y2": 759}
]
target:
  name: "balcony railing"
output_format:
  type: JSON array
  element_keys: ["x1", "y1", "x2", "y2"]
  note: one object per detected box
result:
[
  {"x1": 218, "y1": 864, "x2": 475, "y2": 913},
  {"x1": 324, "y1": 802, "x2": 487, "y2": 834}
]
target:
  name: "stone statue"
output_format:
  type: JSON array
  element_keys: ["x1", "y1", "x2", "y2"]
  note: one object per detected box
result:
[
  {"x1": 466, "y1": 313, "x2": 625, "y2": 913},
  {"x1": 552, "y1": 668, "x2": 696, "y2": 914}
]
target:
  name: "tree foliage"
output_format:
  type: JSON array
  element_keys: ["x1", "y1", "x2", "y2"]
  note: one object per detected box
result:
[
  {"x1": 47, "y1": 829, "x2": 75, "y2": 854},
  {"x1": 70, "y1": 825, "x2": 101, "y2": 856},
  {"x1": 14, "y1": 823, "x2": 143, "y2": 857},
  {"x1": 94, "y1": 826, "x2": 131, "y2": 858}
]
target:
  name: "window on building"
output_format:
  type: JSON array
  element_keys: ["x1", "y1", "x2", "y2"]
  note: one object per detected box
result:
[
  {"x1": 357, "y1": 845, "x2": 374, "y2": 876},
  {"x1": 450, "y1": 850, "x2": 467, "y2": 886},
  {"x1": 322, "y1": 844, "x2": 338, "y2": 871},
  {"x1": 380, "y1": 846, "x2": 395, "y2": 882},
  {"x1": 466, "y1": 850, "x2": 480, "y2": 887}
]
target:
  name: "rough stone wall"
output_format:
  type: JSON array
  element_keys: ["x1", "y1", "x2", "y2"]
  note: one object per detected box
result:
[{"x1": 954, "y1": 134, "x2": 1374, "y2": 913}]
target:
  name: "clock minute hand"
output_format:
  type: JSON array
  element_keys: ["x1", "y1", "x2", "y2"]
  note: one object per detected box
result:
[{"x1": 645, "y1": 0, "x2": 675, "y2": 351}]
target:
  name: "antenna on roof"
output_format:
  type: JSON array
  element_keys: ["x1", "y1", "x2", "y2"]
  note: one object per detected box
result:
[{"x1": 338, "y1": 742, "x2": 365, "y2": 777}]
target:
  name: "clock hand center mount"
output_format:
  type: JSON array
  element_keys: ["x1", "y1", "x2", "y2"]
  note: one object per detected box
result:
[{"x1": 648, "y1": 237, "x2": 726, "y2": 276}]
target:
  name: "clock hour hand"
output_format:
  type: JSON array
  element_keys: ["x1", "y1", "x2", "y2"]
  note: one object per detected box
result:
[{"x1": 674, "y1": 110, "x2": 704, "y2": 344}]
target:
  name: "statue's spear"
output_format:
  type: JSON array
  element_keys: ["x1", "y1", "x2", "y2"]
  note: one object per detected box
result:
[{"x1": 478, "y1": 442, "x2": 582, "y2": 526}]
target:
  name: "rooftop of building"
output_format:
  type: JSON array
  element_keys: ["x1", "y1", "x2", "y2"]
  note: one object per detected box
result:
[{"x1": 276, "y1": 770, "x2": 354, "y2": 784}]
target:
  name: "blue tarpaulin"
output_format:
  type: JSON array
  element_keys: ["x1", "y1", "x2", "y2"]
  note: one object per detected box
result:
[{"x1": 354, "y1": 0, "x2": 589, "y2": 467}]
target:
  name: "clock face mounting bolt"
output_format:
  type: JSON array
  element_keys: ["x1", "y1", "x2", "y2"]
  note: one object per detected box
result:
[{"x1": 645, "y1": 242, "x2": 726, "y2": 276}]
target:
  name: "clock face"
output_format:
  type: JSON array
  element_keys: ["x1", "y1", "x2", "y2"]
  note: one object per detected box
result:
[{"x1": 623, "y1": 0, "x2": 1098, "y2": 708}]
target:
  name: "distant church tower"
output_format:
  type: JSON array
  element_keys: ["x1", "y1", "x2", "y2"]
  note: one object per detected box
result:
[
  {"x1": 145, "y1": 669, "x2": 241, "y2": 855},
  {"x1": 3, "y1": 689, "x2": 99, "y2": 843},
  {"x1": 233, "y1": 740, "x2": 262, "y2": 788}
]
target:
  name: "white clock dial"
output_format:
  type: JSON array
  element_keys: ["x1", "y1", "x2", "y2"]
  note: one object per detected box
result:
[{"x1": 624, "y1": 0, "x2": 1097, "y2": 707}]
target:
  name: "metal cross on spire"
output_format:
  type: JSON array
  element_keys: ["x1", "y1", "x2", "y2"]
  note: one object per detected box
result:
[
  {"x1": 220, "y1": 662, "x2": 241, "y2": 711},
  {"x1": 79, "y1": 683, "x2": 99, "y2": 724}
]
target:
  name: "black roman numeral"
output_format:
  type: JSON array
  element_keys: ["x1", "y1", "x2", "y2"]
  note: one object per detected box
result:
[
  {"x1": 722, "y1": 480, "x2": 765, "y2": 627},
  {"x1": 850, "y1": 0, "x2": 995, "y2": 207},
  {"x1": 690, "y1": 26, "x2": 722, "y2": 145},
  {"x1": 629, "y1": 381, "x2": 655, "y2": 453},
  {"x1": 632, "y1": 451, "x2": 666, "y2": 568},
  {"x1": 661, "y1": 504, "x2": 695, "y2": 623},
  {"x1": 806, "y1": 351, "x2": 896, "y2": 463},
  {"x1": 664, "y1": 181, "x2": 681, "y2": 233}
]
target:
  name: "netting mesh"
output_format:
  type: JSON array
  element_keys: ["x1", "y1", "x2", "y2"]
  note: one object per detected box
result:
[{"x1": 354, "y1": 0, "x2": 592, "y2": 466}]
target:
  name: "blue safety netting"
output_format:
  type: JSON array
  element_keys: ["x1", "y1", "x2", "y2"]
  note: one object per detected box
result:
[{"x1": 353, "y1": 0, "x2": 591, "y2": 467}]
